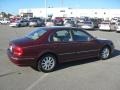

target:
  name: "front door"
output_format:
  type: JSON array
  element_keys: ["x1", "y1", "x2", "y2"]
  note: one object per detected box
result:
[{"x1": 70, "y1": 29, "x2": 100, "y2": 60}]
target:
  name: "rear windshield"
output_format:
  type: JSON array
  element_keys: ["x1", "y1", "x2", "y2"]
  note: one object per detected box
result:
[
  {"x1": 111, "y1": 23, "x2": 116, "y2": 25},
  {"x1": 26, "y1": 28, "x2": 47, "y2": 40},
  {"x1": 30, "y1": 19, "x2": 37, "y2": 22},
  {"x1": 15, "y1": 20, "x2": 20, "y2": 23},
  {"x1": 101, "y1": 22, "x2": 110, "y2": 24},
  {"x1": 84, "y1": 22, "x2": 92, "y2": 24}
]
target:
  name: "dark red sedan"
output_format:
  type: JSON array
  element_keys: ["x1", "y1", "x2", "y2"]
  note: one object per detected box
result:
[{"x1": 7, "y1": 27, "x2": 114, "y2": 72}]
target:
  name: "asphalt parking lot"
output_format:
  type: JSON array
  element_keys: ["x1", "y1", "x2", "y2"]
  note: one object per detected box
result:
[{"x1": 0, "y1": 25, "x2": 120, "y2": 90}]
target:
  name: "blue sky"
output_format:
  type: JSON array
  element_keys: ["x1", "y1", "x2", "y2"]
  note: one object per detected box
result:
[{"x1": 0, "y1": 0, "x2": 120, "y2": 15}]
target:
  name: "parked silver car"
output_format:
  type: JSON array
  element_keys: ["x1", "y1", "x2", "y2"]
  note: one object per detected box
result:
[
  {"x1": 81, "y1": 21, "x2": 95, "y2": 29},
  {"x1": 29, "y1": 18, "x2": 45, "y2": 27},
  {"x1": 64, "y1": 20, "x2": 76, "y2": 27},
  {"x1": 9, "y1": 20, "x2": 28, "y2": 27}
]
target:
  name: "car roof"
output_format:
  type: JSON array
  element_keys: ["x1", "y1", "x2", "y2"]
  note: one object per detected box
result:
[
  {"x1": 35, "y1": 26, "x2": 93, "y2": 38},
  {"x1": 37, "y1": 26, "x2": 78, "y2": 31}
]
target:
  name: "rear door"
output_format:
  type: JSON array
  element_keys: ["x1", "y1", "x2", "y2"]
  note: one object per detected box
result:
[{"x1": 49, "y1": 29, "x2": 74, "y2": 63}]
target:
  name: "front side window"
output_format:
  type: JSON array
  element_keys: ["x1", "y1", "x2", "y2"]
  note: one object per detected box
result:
[
  {"x1": 52, "y1": 30, "x2": 71, "y2": 42},
  {"x1": 72, "y1": 29, "x2": 91, "y2": 41},
  {"x1": 26, "y1": 29, "x2": 47, "y2": 40}
]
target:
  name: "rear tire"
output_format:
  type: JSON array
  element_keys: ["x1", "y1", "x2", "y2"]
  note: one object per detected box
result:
[{"x1": 37, "y1": 54, "x2": 57, "y2": 72}]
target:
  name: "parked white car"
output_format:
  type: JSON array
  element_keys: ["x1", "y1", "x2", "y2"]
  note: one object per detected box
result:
[
  {"x1": 116, "y1": 22, "x2": 120, "y2": 32},
  {"x1": 99, "y1": 22, "x2": 111, "y2": 31},
  {"x1": 0, "y1": 19, "x2": 10, "y2": 24},
  {"x1": 9, "y1": 20, "x2": 28, "y2": 27},
  {"x1": 99, "y1": 21, "x2": 117, "y2": 31}
]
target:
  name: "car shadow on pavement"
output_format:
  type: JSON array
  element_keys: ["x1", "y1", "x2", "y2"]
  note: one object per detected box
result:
[
  {"x1": 55, "y1": 49, "x2": 120, "y2": 72},
  {"x1": 111, "y1": 49, "x2": 120, "y2": 58},
  {"x1": 55, "y1": 58, "x2": 99, "y2": 72},
  {"x1": 0, "y1": 71, "x2": 19, "y2": 77}
]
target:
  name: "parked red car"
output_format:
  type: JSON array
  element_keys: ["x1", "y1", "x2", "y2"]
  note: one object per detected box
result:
[
  {"x1": 53, "y1": 17, "x2": 64, "y2": 26},
  {"x1": 7, "y1": 27, "x2": 114, "y2": 72}
]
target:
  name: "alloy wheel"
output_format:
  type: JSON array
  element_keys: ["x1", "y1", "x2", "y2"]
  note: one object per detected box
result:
[
  {"x1": 38, "y1": 55, "x2": 56, "y2": 72},
  {"x1": 100, "y1": 47, "x2": 110, "y2": 60}
]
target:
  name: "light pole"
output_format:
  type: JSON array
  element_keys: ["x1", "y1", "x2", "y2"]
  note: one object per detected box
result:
[
  {"x1": 45, "y1": 0, "x2": 47, "y2": 23},
  {"x1": 61, "y1": 0, "x2": 63, "y2": 7}
]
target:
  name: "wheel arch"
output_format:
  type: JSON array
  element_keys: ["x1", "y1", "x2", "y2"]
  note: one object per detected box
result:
[
  {"x1": 98, "y1": 44, "x2": 112, "y2": 60},
  {"x1": 102, "y1": 44, "x2": 112, "y2": 53},
  {"x1": 36, "y1": 52, "x2": 59, "y2": 64}
]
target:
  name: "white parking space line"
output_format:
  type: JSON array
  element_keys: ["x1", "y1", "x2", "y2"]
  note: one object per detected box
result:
[{"x1": 25, "y1": 73, "x2": 49, "y2": 90}]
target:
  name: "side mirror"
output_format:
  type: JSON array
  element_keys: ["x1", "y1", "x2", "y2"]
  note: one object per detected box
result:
[{"x1": 88, "y1": 37, "x2": 95, "y2": 41}]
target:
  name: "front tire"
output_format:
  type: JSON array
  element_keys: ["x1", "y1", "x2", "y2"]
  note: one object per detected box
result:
[
  {"x1": 37, "y1": 54, "x2": 56, "y2": 72},
  {"x1": 99, "y1": 47, "x2": 111, "y2": 60}
]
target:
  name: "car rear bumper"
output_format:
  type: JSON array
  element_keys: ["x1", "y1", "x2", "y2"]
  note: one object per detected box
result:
[
  {"x1": 7, "y1": 49, "x2": 36, "y2": 66},
  {"x1": 29, "y1": 22, "x2": 37, "y2": 27},
  {"x1": 81, "y1": 26, "x2": 94, "y2": 29},
  {"x1": 9, "y1": 24, "x2": 18, "y2": 27},
  {"x1": 99, "y1": 27, "x2": 111, "y2": 30}
]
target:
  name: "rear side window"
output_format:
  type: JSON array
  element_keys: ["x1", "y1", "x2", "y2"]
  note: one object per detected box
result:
[{"x1": 26, "y1": 29, "x2": 47, "y2": 40}]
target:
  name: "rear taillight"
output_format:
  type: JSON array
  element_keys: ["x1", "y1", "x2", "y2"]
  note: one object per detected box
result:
[{"x1": 13, "y1": 46, "x2": 23, "y2": 56}]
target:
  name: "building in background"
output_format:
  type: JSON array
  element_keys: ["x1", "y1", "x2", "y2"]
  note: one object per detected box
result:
[{"x1": 19, "y1": 8, "x2": 120, "y2": 19}]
